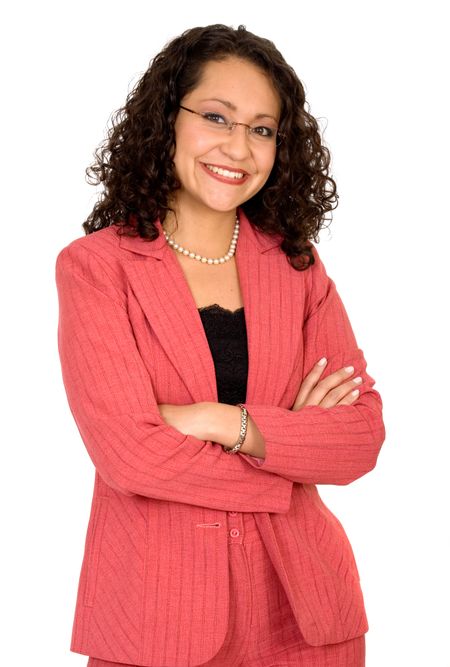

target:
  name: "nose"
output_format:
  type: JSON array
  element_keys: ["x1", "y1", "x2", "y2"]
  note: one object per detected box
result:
[{"x1": 220, "y1": 124, "x2": 253, "y2": 161}]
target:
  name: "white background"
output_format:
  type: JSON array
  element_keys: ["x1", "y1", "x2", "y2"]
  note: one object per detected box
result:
[{"x1": 2, "y1": 1, "x2": 449, "y2": 665}]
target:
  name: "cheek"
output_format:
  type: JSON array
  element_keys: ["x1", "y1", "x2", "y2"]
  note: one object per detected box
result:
[
  {"x1": 259, "y1": 153, "x2": 277, "y2": 178},
  {"x1": 174, "y1": 124, "x2": 214, "y2": 163}
]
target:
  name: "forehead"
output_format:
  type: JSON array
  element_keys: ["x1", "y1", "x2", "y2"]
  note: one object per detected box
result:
[{"x1": 186, "y1": 57, "x2": 281, "y2": 116}]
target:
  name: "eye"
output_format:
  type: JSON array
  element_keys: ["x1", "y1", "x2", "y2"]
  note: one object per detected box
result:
[
  {"x1": 202, "y1": 112, "x2": 227, "y2": 125},
  {"x1": 251, "y1": 126, "x2": 276, "y2": 138}
]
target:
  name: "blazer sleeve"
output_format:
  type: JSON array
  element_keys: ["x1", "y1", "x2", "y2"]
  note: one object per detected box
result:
[
  {"x1": 55, "y1": 242, "x2": 293, "y2": 512},
  {"x1": 241, "y1": 245, "x2": 386, "y2": 485}
]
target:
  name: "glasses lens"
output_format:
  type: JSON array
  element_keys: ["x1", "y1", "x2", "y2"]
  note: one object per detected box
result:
[{"x1": 249, "y1": 125, "x2": 280, "y2": 144}]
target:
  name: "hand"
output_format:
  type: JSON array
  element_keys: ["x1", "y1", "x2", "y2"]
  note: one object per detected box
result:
[{"x1": 291, "y1": 358, "x2": 362, "y2": 411}]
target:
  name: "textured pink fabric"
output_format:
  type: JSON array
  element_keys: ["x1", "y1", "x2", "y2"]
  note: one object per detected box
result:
[
  {"x1": 55, "y1": 208, "x2": 385, "y2": 667},
  {"x1": 87, "y1": 513, "x2": 365, "y2": 667}
]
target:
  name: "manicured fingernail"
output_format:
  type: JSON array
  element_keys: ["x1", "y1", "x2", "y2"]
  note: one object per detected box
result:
[
  {"x1": 345, "y1": 366, "x2": 354, "y2": 373},
  {"x1": 318, "y1": 357, "x2": 327, "y2": 366},
  {"x1": 353, "y1": 376, "x2": 362, "y2": 384},
  {"x1": 351, "y1": 389, "x2": 359, "y2": 396}
]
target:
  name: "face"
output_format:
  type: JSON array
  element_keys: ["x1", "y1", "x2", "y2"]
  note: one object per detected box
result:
[{"x1": 171, "y1": 57, "x2": 281, "y2": 216}]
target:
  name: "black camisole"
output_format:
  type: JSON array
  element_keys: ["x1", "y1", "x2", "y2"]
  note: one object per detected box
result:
[{"x1": 197, "y1": 304, "x2": 248, "y2": 405}]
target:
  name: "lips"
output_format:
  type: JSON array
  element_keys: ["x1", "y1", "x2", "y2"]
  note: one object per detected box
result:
[{"x1": 201, "y1": 162, "x2": 249, "y2": 185}]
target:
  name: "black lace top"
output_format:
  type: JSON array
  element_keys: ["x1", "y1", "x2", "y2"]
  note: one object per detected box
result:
[{"x1": 198, "y1": 303, "x2": 248, "y2": 405}]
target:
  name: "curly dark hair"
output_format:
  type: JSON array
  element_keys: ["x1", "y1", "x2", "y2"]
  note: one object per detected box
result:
[{"x1": 82, "y1": 24, "x2": 338, "y2": 270}]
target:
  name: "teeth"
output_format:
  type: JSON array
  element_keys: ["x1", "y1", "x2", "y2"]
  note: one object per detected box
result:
[{"x1": 205, "y1": 164, "x2": 245, "y2": 179}]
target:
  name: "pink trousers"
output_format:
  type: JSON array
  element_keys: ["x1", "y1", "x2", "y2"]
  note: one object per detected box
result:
[{"x1": 87, "y1": 511, "x2": 365, "y2": 667}]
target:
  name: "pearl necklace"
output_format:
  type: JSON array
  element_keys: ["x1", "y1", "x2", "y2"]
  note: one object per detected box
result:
[{"x1": 162, "y1": 215, "x2": 240, "y2": 265}]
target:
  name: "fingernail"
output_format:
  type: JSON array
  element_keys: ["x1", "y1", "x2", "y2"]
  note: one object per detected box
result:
[
  {"x1": 351, "y1": 389, "x2": 359, "y2": 396},
  {"x1": 353, "y1": 376, "x2": 362, "y2": 384},
  {"x1": 318, "y1": 357, "x2": 327, "y2": 366},
  {"x1": 345, "y1": 366, "x2": 354, "y2": 373}
]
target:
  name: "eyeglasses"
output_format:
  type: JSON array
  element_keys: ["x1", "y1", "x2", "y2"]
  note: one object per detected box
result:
[{"x1": 179, "y1": 105, "x2": 285, "y2": 147}]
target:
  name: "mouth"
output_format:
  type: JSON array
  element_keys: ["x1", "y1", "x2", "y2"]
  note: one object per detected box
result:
[{"x1": 201, "y1": 162, "x2": 249, "y2": 185}]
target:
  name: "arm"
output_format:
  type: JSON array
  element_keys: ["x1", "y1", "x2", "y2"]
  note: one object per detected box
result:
[
  {"x1": 158, "y1": 401, "x2": 266, "y2": 459},
  {"x1": 238, "y1": 245, "x2": 386, "y2": 485},
  {"x1": 55, "y1": 242, "x2": 292, "y2": 512}
]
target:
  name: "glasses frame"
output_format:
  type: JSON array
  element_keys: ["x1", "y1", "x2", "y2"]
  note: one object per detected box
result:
[{"x1": 178, "y1": 105, "x2": 285, "y2": 146}]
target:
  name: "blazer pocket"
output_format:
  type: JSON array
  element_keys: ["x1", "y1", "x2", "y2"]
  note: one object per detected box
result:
[{"x1": 83, "y1": 496, "x2": 109, "y2": 607}]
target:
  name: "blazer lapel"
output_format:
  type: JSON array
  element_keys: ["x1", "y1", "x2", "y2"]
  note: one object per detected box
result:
[{"x1": 118, "y1": 209, "x2": 298, "y2": 406}]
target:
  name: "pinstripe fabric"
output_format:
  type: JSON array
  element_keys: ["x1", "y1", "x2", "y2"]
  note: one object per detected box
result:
[
  {"x1": 55, "y1": 208, "x2": 385, "y2": 666},
  {"x1": 87, "y1": 513, "x2": 365, "y2": 667}
]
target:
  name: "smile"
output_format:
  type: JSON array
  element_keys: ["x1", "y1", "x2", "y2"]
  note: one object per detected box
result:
[{"x1": 204, "y1": 164, "x2": 246, "y2": 180}]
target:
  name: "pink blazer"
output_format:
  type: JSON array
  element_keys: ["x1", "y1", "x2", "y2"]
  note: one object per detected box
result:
[{"x1": 55, "y1": 208, "x2": 385, "y2": 667}]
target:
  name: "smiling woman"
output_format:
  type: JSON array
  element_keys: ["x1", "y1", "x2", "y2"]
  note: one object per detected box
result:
[{"x1": 55, "y1": 23, "x2": 384, "y2": 667}]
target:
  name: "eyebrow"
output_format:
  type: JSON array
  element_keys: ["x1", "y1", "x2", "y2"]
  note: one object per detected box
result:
[{"x1": 199, "y1": 97, "x2": 278, "y2": 122}]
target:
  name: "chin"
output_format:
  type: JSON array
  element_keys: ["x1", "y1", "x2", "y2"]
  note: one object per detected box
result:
[{"x1": 199, "y1": 199, "x2": 244, "y2": 213}]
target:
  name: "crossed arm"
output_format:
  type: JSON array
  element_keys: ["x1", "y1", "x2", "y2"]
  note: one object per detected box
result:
[
  {"x1": 158, "y1": 401, "x2": 266, "y2": 457},
  {"x1": 159, "y1": 245, "x2": 385, "y2": 485},
  {"x1": 56, "y1": 240, "x2": 385, "y2": 508}
]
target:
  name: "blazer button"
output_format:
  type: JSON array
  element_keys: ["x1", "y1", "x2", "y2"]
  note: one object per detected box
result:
[
  {"x1": 228, "y1": 511, "x2": 238, "y2": 517},
  {"x1": 229, "y1": 528, "x2": 240, "y2": 538}
]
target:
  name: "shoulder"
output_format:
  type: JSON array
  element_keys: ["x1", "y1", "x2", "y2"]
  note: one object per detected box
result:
[
  {"x1": 55, "y1": 225, "x2": 144, "y2": 281},
  {"x1": 309, "y1": 243, "x2": 328, "y2": 279},
  {"x1": 55, "y1": 226, "x2": 131, "y2": 306},
  {"x1": 303, "y1": 243, "x2": 338, "y2": 317},
  {"x1": 56, "y1": 225, "x2": 123, "y2": 264}
]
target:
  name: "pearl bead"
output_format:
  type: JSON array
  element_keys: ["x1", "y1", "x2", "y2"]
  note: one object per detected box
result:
[{"x1": 162, "y1": 215, "x2": 240, "y2": 265}]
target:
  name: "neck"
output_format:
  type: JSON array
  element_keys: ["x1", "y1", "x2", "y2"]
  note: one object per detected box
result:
[{"x1": 163, "y1": 202, "x2": 238, "y2": 257}]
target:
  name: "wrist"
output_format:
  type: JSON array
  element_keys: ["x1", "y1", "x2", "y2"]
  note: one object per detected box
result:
[
  {"x1": 205, "y1": 402, "x2": 265, "y2": 458},
  {"x1": 203, "y1": 402, "x2": 241, "y2": 447},
  {"x1": 222, "y1": 404, "x2": 248, "y2": 455}
]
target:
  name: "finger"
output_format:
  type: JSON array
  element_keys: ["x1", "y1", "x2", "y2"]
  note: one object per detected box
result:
[
  {"x1": 320, "y1": 378, "x2": 362, "y2": 408},
  {"x1": 292, "y1": 357, "x2": 328, "y2": 409},
  {"x1": 316, "y1": 376, "x2": 362, "y2": 408},
  {"x1": 335, "y1": 388, "x2": 360, "y2": 406},
  {"x1": 304, "y1": 365, "x2": 356, "y2": 406}
]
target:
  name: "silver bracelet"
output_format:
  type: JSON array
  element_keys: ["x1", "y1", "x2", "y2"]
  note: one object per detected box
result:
[{"x1": 223, "y1": 404, "x2": 248, "y2": 455}]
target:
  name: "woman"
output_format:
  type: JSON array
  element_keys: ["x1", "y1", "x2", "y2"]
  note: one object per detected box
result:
[{"x1": 56, "y1": 24, "x2": 385, "y2": 667}]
